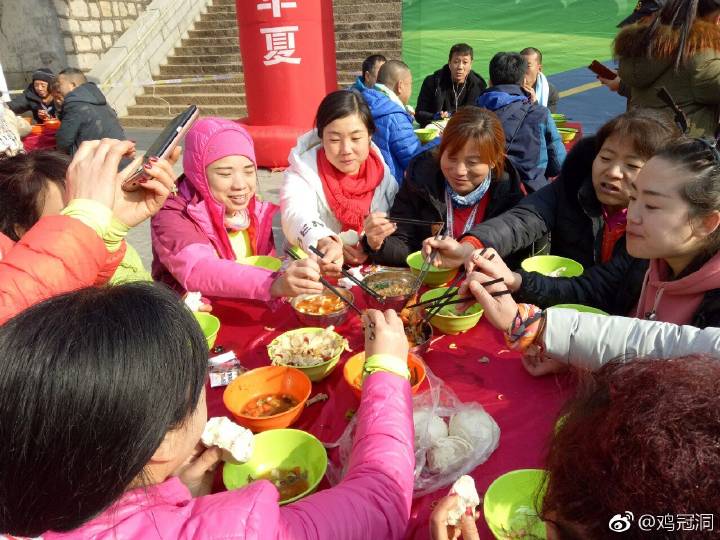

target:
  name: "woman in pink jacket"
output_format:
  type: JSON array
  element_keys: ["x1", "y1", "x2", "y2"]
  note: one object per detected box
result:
[
  {"x1": 152, "y1": 117, "x2": 324, "y2": 301},
  {"x1": 0, "y1": 283, "x2": 414, "y2": 539}
]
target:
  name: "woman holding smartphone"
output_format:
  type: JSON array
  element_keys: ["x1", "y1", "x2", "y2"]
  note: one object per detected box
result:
[{"x1": 152, "y1": 117, "x2": 324, "y2": 302}]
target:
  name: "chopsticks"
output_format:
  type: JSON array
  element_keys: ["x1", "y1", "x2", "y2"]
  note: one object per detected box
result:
[
  {"x1": 407, "y1": 229, "x2": 446, "y2": 301},
  {"x1": 421, "y1": 290, "x2": 513, "y2": 313},
  {"x1": 405, "y1": 277, "x2": 503, "y2": 310},
  {"x1": 284, "y1": 248, "x2": 364, "y2": 316},
  {"x1": 388, "y1": 217, "x2": 445, "y2": 227},
  {"x1": 306, "y1": 245, "x2": 383, "y2": 302}
]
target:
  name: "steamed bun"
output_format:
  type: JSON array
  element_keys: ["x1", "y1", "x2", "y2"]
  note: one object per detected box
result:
[
  {"x1": 413, "y1": 409, "x2": 448, "y2": 447},
  {"x1": 449, "y1": 409, "x2": 499, "y2": 449},
  {"x1": 427, "y1": 436, "x2": 473, "y2": 473},
  {"x1": 446, "y1": 475, "x2": 480, "y2": 526}
]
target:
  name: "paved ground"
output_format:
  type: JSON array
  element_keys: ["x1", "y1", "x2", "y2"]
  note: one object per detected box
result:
[{"x1": 125, "y1": 127, "x2": 284, "y2": 269}]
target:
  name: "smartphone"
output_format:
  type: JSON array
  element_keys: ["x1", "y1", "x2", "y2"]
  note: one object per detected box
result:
[
  {"x1": 588, "y1": 60, "x2": 618, "y2": 80},
  {"x1": 121, "y1": 104, "x2": 200, "y2": 192}
]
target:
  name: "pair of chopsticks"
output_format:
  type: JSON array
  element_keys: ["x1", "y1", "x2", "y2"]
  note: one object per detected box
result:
[
  {"x1": 284, "y1": 248, "x2": 363, "y2": 316},
  {"x1": 306, "y1": 245, "x2": 383, "y2": 302},
  {"x1": 388, "y1": 217, "x2": 445, "y2": 227},
  {"x1": 406, "y1": 228, "x2": 447, "y2": 302}
]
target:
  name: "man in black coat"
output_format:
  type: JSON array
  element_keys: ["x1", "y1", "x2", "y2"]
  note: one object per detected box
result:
[
  {"x1": 9, "y1": 68, "x2": 57, "y2": 124},
  {"x1": 55, "y1": 68, "x2": 125, "y2": 157},
  {"x1": 415, "y1": 43, "x2": 487, "y2": 127}
]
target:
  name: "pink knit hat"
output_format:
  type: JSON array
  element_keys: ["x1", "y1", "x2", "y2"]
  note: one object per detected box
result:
[{"x1": 202, "y1": 118, "x2": 257, "y2": 167}]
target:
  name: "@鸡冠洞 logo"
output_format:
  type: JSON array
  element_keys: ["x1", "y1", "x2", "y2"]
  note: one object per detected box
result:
[{"x1": 609, "y1": 512, "x2": 634, "y2": 533}]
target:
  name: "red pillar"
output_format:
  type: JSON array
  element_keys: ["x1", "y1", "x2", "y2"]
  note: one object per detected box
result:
[{"x1": 235, "y1": 0, "x2": 338, "y2": 167}]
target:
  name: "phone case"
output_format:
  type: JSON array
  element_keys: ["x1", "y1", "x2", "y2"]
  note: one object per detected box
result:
[{"x1": 588, "y1": 61, "x2": 617, "y2": 80}]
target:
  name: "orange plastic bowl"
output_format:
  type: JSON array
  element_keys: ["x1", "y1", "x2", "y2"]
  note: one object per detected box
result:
[
  {"x1": 43, "y1": 119, "x2": 60, "y2": 130},
  {"x1": 30, "y1": 124, "x2": 43, "y2": 135},
  {"x1": 343, "y1": 352, "x2": 426, "y2": 399},
  {"x1": 223, "y1": 366, "x2": 312, "y2": 432}
]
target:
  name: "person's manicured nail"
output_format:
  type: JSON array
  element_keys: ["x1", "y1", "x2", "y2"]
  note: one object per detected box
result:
[
  {"x1": 149, "y1": 156, "x2": 159, "y2": 163},
  {"x1": 144, "y1": 163, "x2": 152, "y2": 170},
  {"x1": 465, "y1": 506, "x2": 473, "y2": 516},
  {"x1": 139, "y1": 177, "x2": 148, "y2": 184}
]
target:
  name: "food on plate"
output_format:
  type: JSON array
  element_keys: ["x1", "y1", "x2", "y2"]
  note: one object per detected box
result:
[
  {"x1": 446, "y1": 475, "x2": 481, "y2": 526},
  {"x1": 339, "y1": 230, "x2": 360, "y2": 246},
  {"x1": 201, "y1": 416, "x2": 254, "y2": 464},
  {"x1": 449, "y1": 409, "x2": 500, "y2": 448},
  {"x1": 503, "y1": 506, "x2": 542, "y2": 539},
  {"x1": 368, "y1": 280, "x2": 413, "y2": 298},
  {"x1": 427, "y1": 435, "x2": 473, "y2": 473},
  {"x1": 249, "y1": 466, "x2": 309, "y2": 502},
  {"x1": 268, "y1": 327, "x2": 349, "y2": 367},
  {"x1": 413, "y1": 409, "x2": 448, "y2": 447},
  {"x1": 241, "y1": 393, "x2": 299, "y2": 418},
  {"x1": 295, "y1": 294, "x2": 346, "y2": 315}
]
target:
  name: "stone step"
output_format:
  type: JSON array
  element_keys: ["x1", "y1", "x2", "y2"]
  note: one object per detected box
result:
[
  {"x1": 210, "y1": 0, "x2": 236, "y2": 6},
  {"x1": 176, "y1": 44, "x2": 240, "y2": 56},
  {"x1": 336, "y1": 39, "x2": 402, "y2": 53},
  {"x1": 336, "y1": 51, "x2": 403, "y2": 64},
  {"x1": 184, "y1": 29, "x2": 239, "y2": 41},
  {"x1": 334, "y1": 3, "x2": 400, "y2": 15},
  {"x1": 335, "y1": 57, "x2": 400, "y2": 72},
  {"x1": 205, "y1": 4, "x2": 235, "y2": 12},
  {"x1": 334, "y1": 0, "x2": 395, "y2": 4},
  {"x1": 180, "y1": 38, "x2": 240, "y2": 49},
  {"x1": 335, "y1": 20, "x2": 402, "y2": 32},
  {"x1": 138, "y1": 82, "x2": 245, "y2": 95},
  {"x1": 127, "y1": 104, "x2": 247, "y2": 117},
  {"x1": 167, "y1": 54, "x2": 240, "y2": 66},
  {"x1": 334, "y1": 11, "x2": 401, "y2": 23},
  {"x1": 157, "y1": 63, "x2": 243, "y2": 77},
  {"x1": 193, "y1": 19, "x2": 239, "y2": 30},
  {"x1": 202, "y1": 11, "x2": 239, "y2": 21},
  {"x1": 135, "y1": 93, "x2": 246, "y2": 106},
  {"x1": 336, "y1": 29, "x2": 402, "y2": 41}
]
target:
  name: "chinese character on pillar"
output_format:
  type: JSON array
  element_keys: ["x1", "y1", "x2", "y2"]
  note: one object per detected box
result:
[
  {"x1": 257, "y1": 0, "x2": 297, "y2": 18},
  {"x1": 260, "y1": 26, "x2": 301, "y2": 65}
]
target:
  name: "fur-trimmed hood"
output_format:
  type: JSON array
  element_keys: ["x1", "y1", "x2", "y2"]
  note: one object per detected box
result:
[{"x1": 614, "y1": 20, "x2": 720, "y2": 89}]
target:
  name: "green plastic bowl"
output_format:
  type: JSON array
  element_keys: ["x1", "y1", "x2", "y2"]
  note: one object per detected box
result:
[
  {"x1": 406, "y1": 251, "x2": 458, "y2": 287},
  {"x1": 414, "y1": 128, "x2": 439, "y2": 143},
  {"x1": 551, "y1": 113, "x2": 567, "y2": 127},
  {"x1": 521, "y1": 256, "x2": 584, "y2": 278},
  {"x1": 240, "y1": 255, "x2": 282, "y2": 272},
  {"x1": 267, "y1": 327, "x2": 344, "y2": 382},
  {"x1": 484, "y1": 469, "x2": 547, "y2": 540},
  {"x1": 223, "y1": 428, "x2": 328, "y2": 505},
  {"x1": 553, "y1": 304, "x2": 608, "y2": 315},
  {"x1": 194, "y1": 312, "x2": 220, "y2": 349},
  {"x1": 419, "y1": 287, "x2": 483, "y2": 335}
]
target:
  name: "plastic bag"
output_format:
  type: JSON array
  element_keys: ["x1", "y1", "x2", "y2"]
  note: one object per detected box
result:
[{"x1": 326, "y1": 365, "x2": 500, "y2": 497}]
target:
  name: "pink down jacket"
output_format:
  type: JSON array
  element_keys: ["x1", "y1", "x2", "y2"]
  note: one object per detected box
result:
[
  {"x1": 151, "y1": 119, "x2": 279, "y2": 301},
  {"x1": 44, "y1": 372, "x2": 415, "y2": 540}
]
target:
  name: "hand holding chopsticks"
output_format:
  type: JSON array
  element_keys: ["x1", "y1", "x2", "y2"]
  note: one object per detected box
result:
[
  {"x1": 284, "y1": 248, "x2": 364, "y2": 316},
  {"x1": 307, "y1": 245, "x2": 383, "y2": 302}
]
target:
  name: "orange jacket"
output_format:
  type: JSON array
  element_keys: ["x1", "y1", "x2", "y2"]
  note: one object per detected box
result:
[{"x1": 0, "y1": 215, "x2": 125, "y2": 324}]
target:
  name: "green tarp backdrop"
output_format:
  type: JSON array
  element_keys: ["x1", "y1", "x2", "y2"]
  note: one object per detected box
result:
[{"x1": 402, "y1": 0, "x2": 630, "y2": 102}]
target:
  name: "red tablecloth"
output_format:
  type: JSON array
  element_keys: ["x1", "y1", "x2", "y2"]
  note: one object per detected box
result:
[
  {"x1": 563, "y1": 121, "x2": 583, "y2": 152},
  {"x1": 23, "y1": 131, "x2": 57, "y2": 151},
  {"x1": 206, "y1": 291, "x2": 575, "y2": 539}
]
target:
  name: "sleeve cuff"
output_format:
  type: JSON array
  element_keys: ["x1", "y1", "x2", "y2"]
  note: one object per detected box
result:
[
  {"x1": 460, "y1": 235, "x2": 484, "y2": 250},
  {"x1": 363, "y1": 353, "x2": 410, "y2": 380}
]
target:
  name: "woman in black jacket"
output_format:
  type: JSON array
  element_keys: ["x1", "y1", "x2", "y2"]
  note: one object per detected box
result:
[
  {"x1": 427, "y1": 109, "x2": 680, "y2": 271},
  {"x1": 358, "y1": 106, "x2": 526, "y2": 267}
]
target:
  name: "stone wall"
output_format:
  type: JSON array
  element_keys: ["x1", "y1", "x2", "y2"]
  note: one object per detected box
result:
[
  {"x1": 0, "y1": 0, "x2": 67, "y2": 90},
  {"x1": 53, "y1": 0, "x2": 153, "y2": 71}
]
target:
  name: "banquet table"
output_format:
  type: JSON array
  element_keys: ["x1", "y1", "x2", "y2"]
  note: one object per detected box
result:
[
  {"x1": 23, "y1": 130, "x2": 57, "y2": 151},
  {"x1": 206, "y1": 289, "x2": 575, "y2": 540}
]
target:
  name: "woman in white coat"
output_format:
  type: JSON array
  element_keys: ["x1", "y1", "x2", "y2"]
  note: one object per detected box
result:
[{"x1": 281, "y1": 90, "x2": 398, "y2": 275}]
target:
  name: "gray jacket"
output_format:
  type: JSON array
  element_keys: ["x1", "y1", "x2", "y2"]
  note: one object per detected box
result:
[{"x1": 544, "y1": 308, "x2": 720, "y2": 369}]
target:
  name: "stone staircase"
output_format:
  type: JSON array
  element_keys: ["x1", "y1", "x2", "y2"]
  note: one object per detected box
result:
[{"x1": 121, "y1": 0, "x2": 402, "y2": 128}]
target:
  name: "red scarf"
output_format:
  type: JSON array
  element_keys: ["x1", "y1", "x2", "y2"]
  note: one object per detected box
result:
[{"x1": 316, "y1": 148, "x2": 384, "y2": 232}]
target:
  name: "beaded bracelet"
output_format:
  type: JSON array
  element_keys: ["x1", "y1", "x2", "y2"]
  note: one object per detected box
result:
[{"x1": 504, "y1": 303, "x2": 545, "y2": 352}]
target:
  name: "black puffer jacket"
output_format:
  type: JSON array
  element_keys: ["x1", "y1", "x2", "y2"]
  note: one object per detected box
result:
[
  {"x1": 9, "y1": 84, "x2": 56, "y2": 124},
  {"x1": 463, "y1": 136, "x2": 613, "y2": 269},
  {"x1": 366, "y1": 150, "x2": 527, "y2": 267},
  {"x1": 415, "y1": 65, "x2": 487, "y2": 127},
  {"x1": 56, "y1": 82, "x2": 125, "y2": 156}
]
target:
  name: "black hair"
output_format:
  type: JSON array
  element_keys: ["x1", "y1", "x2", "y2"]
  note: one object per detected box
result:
[
  {"x1": 315, "y1": 90, "x2": 375, "y2": 138},
  {"x1": 594, "y1": 108, "x2": 681, "y2": 161},
  {"x1": 520, "y1": 46, "x2": 543, "y2": 63},
  {"x1": 361, "y1": 54, "x2": 386, "y2": 77},
  {"x1": 0, "y1": 283, "x2": 208, "y2": 536},
  {"x1": 377, "y1": 59, "x2": 410, "y2": 87},
  {"x1": 643, "y1": 0, "x2": 720, "y2": 68},
  {"x1": 58, "y1": 67, "x2": 87, "y2": 84},
  {"x1": 449, "y1": 43, "x2": 474, "y2": 61},
  {"x1": 488, "y1": 52, "x2": 528, "y2": 86},
  {"x1": 655, "y1": 137, "x2": 720, "y2": 254},
  {"x1": 0, "y1": 150, "x2": 70, "y2": 241}
]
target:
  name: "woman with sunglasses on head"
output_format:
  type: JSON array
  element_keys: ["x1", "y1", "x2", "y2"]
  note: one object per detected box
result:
[{"x1": 615, "y1": 0, "x2": 720, "y2": 137}]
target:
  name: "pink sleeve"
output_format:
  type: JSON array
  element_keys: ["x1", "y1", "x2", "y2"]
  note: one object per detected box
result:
[
  {"x1": 278, "y1": 372, "x2": 414, "y2": 540},
  {"x1": 169, "y1": 242, "x2": 277, "y2": 301}
]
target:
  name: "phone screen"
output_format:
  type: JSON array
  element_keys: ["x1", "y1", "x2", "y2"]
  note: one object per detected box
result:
[{"x1": 143, "y1": 105, "x2": 198, "y2": 159}]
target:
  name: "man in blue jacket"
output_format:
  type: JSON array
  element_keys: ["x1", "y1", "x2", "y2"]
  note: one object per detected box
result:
[
  {"x1": 359, "y1": 60, "x2": 438, "y2": 185},
  {"x1": 476, "y1": 52, "x2": 566, "y2": 192}
]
